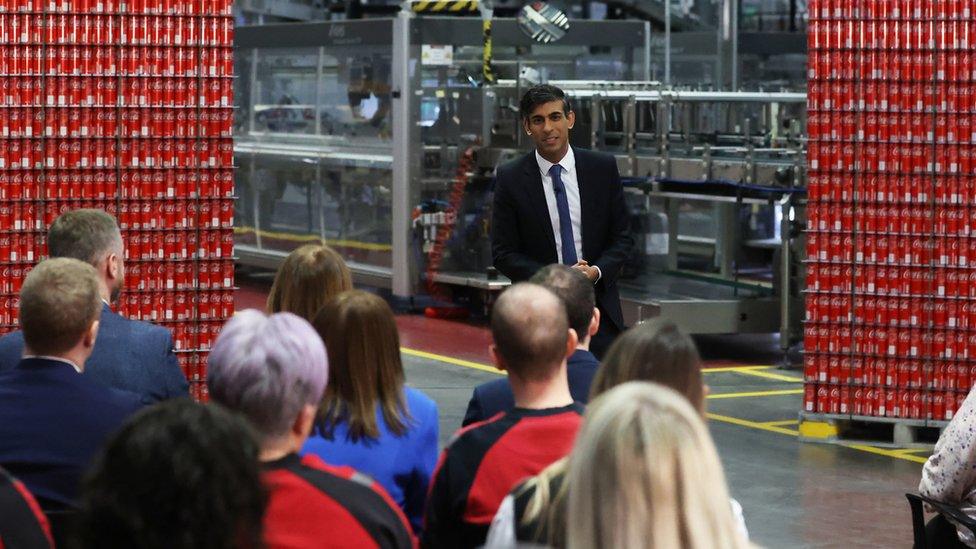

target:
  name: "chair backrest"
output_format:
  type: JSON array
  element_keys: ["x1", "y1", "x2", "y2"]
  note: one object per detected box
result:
[
  {"x1": 907, "y1": 492, "x2": 976, "y2": 548},
  {"x1": 906, "y1": 493, "x2": 929, "y2": 549},
  {"x1": 43, "y1": 509, "x2": 78, "y2": 549}
]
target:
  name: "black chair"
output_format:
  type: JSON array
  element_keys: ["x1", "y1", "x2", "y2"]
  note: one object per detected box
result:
[
  {"x1": 906, "y1": 493, "x2": 976, "y2": 549},
  {"x1": 42, "y1": 509, "x2": 77, "y2": 549}
]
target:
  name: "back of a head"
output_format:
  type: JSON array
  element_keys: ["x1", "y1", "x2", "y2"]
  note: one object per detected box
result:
[
  {"x1": 20, "y1": 258, "x2": 101, "y2": 356},
  {"x1": 491, "y1": 283, "x2": 569, "y2": 380},
  {"x1": 207, "y1": 310, "x2": 328, "y2": 443},
  {"x1": 529, "y1": 265, "x2": 595, "y2": 340},
  {"x1": 266, "y1": 244, "x2": 352, "y2": 322},
  {"x1": 566, "y1": 382, "x2": 747, "y2": 549},
  {"x1": 591, "y1": 318, "x2": 704, "y2": 412},
  {"x1": 76, "y1": 399, "x2": 266, "y2": 549},
  {"x1": 47, "y1": 209, "x2": 121, "y2": 267},
  {"x1": 313, "y1": 290, "x2": 407, "y2": 441}
]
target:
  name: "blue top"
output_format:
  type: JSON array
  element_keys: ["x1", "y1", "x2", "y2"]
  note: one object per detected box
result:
[{"x1": 301, "y1": 386, "x2": 439, "y2": 535}]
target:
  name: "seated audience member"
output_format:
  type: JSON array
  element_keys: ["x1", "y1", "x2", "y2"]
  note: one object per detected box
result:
[
  {"x1": 463, "y1": 265, "x2": 600, "y2": 426},
  {"x1": 208, "y1": 310, "x2": 415, "y2": 549},
  {"x1": 486, "y1": 319, "x2": 748, "y2": 548},
  {"x1": 564, "y1": 382, "x2": 752, "y2": 549},
  {"x1": 0, "y1": 258, "x2": 142, "y2": 509},
  {"x1": 302, "y1": 290, "x2": 438, "y2": 535},
  {"x1": 267, "y1": 243, "x2": 353, "y2": 322},
  {"x1": 76, "y1": 399, "x2": 266, "y2": 549},
  {"x1": 0, "y1": 466, "x2": 53, "y2": 549},
  {"x1": 0, "y1": 209, "x2": 188, "y2": 404},
  {"x1": 920, "y1": 389, "x2": 976, "y2": 548},
  {"x1": 423, "y1": 283, "x2": 582, "y2": 549}
]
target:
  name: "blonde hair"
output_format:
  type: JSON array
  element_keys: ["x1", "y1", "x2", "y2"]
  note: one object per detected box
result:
[
  {"x1": 266, "y1": 244, "x2": 352, "y2": 322},
  {"x1": 566, "y1": 382, "x2": 750, "y2": 549},
  {"x1": 518, "y1": 319, "x2": 705, "y2": 546}
]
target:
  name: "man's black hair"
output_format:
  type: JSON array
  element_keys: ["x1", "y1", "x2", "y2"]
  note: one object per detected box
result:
[
  {"x1": 76, "y1": 400, "x2": 267, "y2": 549},
  {"x1": 530, "y1": 264, "x2": 595, "y2": 340},
  {"x1": 520, "y1": 84, "x2": 572, "y2": 120}
]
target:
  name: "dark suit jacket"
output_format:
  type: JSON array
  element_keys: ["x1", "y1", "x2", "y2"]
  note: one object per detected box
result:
[
  {"x1": 461, "y1": 349, "x2": 600, "y2": 427},
  {"x1": 491, "y1": 147, "x2": 633, "y2": 331},
  {"x1": 0, "y1": 303, "x2": 188, "y2": 405},
  {"x1": 0, "y1": 358, "x2": 142, "y2": 509}
]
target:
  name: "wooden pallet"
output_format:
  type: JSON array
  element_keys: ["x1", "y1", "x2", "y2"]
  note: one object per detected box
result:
[{"x1": 799, "y1": 412, "x2": 947, "y2": 449}]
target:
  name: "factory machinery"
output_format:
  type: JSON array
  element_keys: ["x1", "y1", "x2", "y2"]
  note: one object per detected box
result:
[{"x1": 233, "y1": 13, "x2": 807, "y2": 351}]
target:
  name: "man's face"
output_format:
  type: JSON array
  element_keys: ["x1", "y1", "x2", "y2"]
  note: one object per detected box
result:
[{"x1": 523, "y1": 100, "x2": 575, "y2": 160}]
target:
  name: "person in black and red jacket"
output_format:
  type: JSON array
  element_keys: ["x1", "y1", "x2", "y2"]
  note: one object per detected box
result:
[
  {"x1": 422, "y1": 283, "x2": 584, "y2": 549},
  {"x1": 207, "y1": 309, "x2": 415, "y2": 549},
  {"x1": 0, "y1": 466, "x2": 52, "y2": 549}
]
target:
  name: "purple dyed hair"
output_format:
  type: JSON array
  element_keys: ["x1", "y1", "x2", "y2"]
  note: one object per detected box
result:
[{"x1": 207, "y1": 309, "x2": 328, "y2": 440}]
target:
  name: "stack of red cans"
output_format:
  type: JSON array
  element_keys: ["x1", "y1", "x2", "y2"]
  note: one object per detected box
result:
[
  {"x1": 804, "y1": 0, "x2": 976, "y2": 422},
  {"x1": 0, "y1": 0, "x2": 234, "y2": 401}
]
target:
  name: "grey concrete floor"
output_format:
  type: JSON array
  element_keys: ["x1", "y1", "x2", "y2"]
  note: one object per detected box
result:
[{"x1": 403, "y1": 333, "x2": 925, "y2": 548}]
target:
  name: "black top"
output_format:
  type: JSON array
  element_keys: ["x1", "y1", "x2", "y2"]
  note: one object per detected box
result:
[
  {"x1": 512, "y1": 469, "x2": 567, "y2": 548},
  {"x1": 261, "y1": 453, "x2": 414, "y2": 549},
  {"x1": 0, "y1": 466, "x2": 52, "y2": 549},
  {"x1": 422, "y1": 404, "x2": 583, "y2": 549}
]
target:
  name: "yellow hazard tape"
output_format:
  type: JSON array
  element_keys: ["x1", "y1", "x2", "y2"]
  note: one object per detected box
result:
[
  {"x1": 412, "y1": 0, "x2": 477, "y2": 13},
  {"x1": 234, "y1": 226, "x2": 393, "y2": 252}
]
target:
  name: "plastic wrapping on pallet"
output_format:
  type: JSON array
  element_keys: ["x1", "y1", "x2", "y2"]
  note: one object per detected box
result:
[
  {"x1": 803, "y1": 0, "x2": 976, "y2": 424},
  {"x1": 0, "y1": 0, "x2": 234, "y2": 400}
]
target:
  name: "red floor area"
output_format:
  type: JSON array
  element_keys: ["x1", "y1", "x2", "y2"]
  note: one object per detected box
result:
[{"x1": 235, "y1": 278, "x2": 495, "y2": 365}]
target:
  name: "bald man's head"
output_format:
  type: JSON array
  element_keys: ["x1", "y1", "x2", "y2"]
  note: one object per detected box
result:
[{"x1": 490, "y1": 283, "x2": 570, "y2": 380}]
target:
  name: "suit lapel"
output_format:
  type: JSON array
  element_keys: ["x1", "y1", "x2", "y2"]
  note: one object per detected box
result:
[
  {"x1": 521, "y1": 152, "x2": 557, "y2": 254},
  {"x1": 574, "y1": 148, "x2": 597, "y2": 261}
]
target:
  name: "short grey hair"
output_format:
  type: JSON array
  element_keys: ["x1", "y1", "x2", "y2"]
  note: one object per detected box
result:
[
  {"x1": 207, "y1": 310, "x2": 329, "y2": 441},
  {"x1": 48, "y1": 209, "x2": 122, "y2": 266}
]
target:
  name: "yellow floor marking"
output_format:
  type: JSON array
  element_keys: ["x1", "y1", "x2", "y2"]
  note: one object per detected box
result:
[
  {"x1": 404, "y1": 347, "x2": 929, "y2": 466},
  {"x1": 401, "y1": 347, "x2": 503, "y2": 375},
  {"x1": 702, "y1": 365, "x2": 804, "y2": 383},
  {"x1": 844, "y1": 444, "x2": 929, "y2": 464},
  {"x1": 235, "y1": 226, "x2": 393, "y2": 252},
  {"x1": 761, "y1": 419, "x2": 801, "y2": 427},
  {"x1": 702, "y1": 365, "x2": 771, "y2": 373},
  {"x1": 707, "y1": 413, "x2": 801, "y2": 436},
  {"x1": 892, "y1": 448, "x2": 933, "y2": 455},
  {"x1": 707, "y1": 389, "x2": 804, "y2": 400},
  {"x1": 735, "y1": 369, "x2": 804, "y2": 383}
]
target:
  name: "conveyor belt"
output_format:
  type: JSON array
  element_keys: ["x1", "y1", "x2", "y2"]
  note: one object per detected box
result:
[{"x1": 618, "y1": 272, "x2": 780, "y2": 335}]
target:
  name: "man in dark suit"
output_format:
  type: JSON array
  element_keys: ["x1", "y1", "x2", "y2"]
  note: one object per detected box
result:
[
  {"x1": 0, "y1": 258, "x2": 142, "y2": 509},
  {"x1": 0, "y1": 209, "x2": 188, "y2": 404},
  {"x1": 462, "y1": 264, "x2": 601, "y2": 426},
  {"x1": 491, "y1": 84, "x2": 633, "y2": 359}
]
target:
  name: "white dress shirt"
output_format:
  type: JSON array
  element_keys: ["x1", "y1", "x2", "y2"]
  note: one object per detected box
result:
[
  {"x1": 536, "y1": 148, "x2": 583, "y2": 265},
  {"x1": 535, "y1": 148, "x2": 601, "y2": 282}
]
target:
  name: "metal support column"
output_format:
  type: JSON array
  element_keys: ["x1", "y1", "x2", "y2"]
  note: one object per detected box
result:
[{"x1": 392, "y1": 10, "x2": 414, "y2": 297}]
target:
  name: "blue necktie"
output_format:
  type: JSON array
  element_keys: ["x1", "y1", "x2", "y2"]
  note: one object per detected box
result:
[{"x1": 549, "y1": 164, "x2": 578, "y2": 265}]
